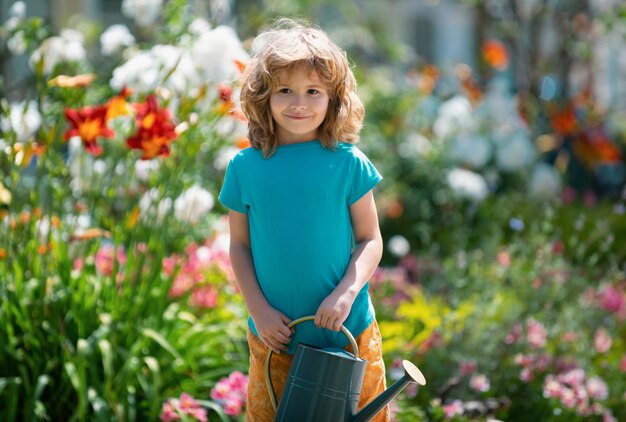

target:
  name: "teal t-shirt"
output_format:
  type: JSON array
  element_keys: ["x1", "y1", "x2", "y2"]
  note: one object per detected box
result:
[{"x1": 218, "y1": 140, "x2": 382, "y2": 354}]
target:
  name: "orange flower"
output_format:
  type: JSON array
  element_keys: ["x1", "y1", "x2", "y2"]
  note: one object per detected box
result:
[
  {"x1": 550, "y1": 104, "x2": 578, "y2": 136},
  {"x1": 64, "y1": 105, "x2": 115, "y2": 155},
  {"x1": 69, "y1": 228, "x2": 111, "y2": 242},
  {"x1": 236, "y1": 137, "x2": 251, "y2": 149},
  {"x1": 482, "y1": 39, "x2": 509, "y2": 71},
  {"x1": 234, "y1": 59, "x2": 247, "y2": 73},
  {"x1": 106, "y1": 87, "x2": 132, "y2": 121},
  {"x1": 0, "y1": 248, "x2": 6, "y2": 259},
  {"x1": 48, "y1": 73, "x2": 96, "y2": 88},
  {"x1": 126, "y1": 95, "x2": 177, "y2": 159}
]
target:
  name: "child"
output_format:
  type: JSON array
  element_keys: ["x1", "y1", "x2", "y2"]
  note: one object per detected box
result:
[{"x1": 219, "y1": 18, "x2": 389, "y2": 422}]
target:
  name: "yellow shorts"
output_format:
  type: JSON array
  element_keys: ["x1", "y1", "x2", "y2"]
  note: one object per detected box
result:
[{"x1": 246, "y1": 319, "x2": 389, "y2": 422}]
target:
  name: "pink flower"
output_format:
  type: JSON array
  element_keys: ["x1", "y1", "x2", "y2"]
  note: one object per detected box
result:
[
  {"x1": 160, "y1": 401, "x2": 181, "y2": 421},
  {"x1": 505, "y1": 324, "x2": 523, "y2": 344},
  {"x1": 442, "y1": 400, "x2": 464, "y2": 418},
  {"x1": 619, "y1": 355, "x2": 626, "y2": 372},
  {"x1": 497, "y1": 250, "x2": 511, "y2": 268},
  {"x1": 598, "y1": 285, "x2": 626, "y2": 318},
  {"x1": 190, "y1": 285, "x2": 218, "y2": 308},
  {"x1": 469, "y1": 374, "x2": 490, "y2": 392},
  {"x1": 178, "y1": 392, "x2": 201, "y2": 415},
  {"x1": 560, "y1": 387, "x2": 577, "y2": 408},
  {"x1": 95, "y1": 245, "x2": 116, "y2": 276},
  {"x1": 561, "y1": 186, "x2": 577, "y2": 204},
  {"x1": 527, "y1": 319, "x2": 547, "y2": 348},
  {"x1": 561, "y1": 368, "x2": 585, "y2": 387},
  {"x1": 594, "y1": 328, "x2": 612, "y2": 353},
  {"x1": 210, "y1": 371, "x2": 249, "y2": 417},
  {"x1": 586, "y1": 376, "x2": 609, "y2": 400},
  {"x1": 459, "y1": 360, "x2": 477, "y2": 376},
  {"x1": 190, "y1": 407, "x2": 208, "y2": 422},
  {"x1": 543, "y1": 375, "x2": 562, "y2": 398},
  {"x1": 520, "y1": 367, "x2": 534, "y2": 383}
]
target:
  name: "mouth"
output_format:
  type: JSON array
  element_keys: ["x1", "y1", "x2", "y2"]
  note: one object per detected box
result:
[{"x1": 285, "y1": 115, "x2": 311, "y2": 120}]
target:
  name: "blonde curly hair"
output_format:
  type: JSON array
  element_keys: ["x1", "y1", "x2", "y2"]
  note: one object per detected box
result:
[{"x1": 239, "y1": 18, "x2": 365, "y2": 157}]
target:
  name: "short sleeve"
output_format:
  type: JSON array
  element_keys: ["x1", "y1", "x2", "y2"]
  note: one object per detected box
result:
[
  {"x1": 347, "y1": 148, "x2": 383, "y2": 205},
  {"x1": 218, "y1": 158, "x2": 248, "y2": 213}
]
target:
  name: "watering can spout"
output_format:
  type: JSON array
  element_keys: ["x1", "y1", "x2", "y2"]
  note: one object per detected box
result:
[{"x1": 351, "y1": 360, "x2": 426, "y2": 422}]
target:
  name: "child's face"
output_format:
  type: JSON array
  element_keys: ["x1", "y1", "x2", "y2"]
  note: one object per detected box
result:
[{"x1": 269, "y1": 67, "x2": 330, "y2": 145}]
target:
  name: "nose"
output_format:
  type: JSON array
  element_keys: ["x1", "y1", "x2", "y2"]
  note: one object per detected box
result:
[{"x1": 290, "y1": 104, "x2": 305, "y2": 111}]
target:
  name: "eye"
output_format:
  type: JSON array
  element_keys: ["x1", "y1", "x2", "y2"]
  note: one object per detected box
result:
[
  {"x1": 307, "y1": 89, "x2": 320, "y2": 95},
  {"x1": 278, "y1": 88, "x2": 291, "y2": 94}
]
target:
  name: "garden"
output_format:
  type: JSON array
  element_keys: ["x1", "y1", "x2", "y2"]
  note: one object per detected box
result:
[{"x1": 1, "y1": 0, "x2": 625, "y2": 421}]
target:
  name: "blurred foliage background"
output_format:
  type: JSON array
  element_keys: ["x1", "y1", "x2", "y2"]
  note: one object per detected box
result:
[{"x1": 1, "y1": 0, "x2": 625, "y2": 421}]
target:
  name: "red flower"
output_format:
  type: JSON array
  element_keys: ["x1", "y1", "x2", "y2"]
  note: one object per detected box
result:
[
  {"x1": 64, "y1": 105, "x2": 115, "y2": 155},
  {"x1": 126, "y1": 95, "x2": 177, "y2": 160}
]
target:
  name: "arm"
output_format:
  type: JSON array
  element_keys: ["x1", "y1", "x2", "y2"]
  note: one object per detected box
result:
[
  {"x1": 228, "y1": 210, "x2": 292, "y2": 353},
  {"x1": 314, "y1": 190, "x2": 383, "y2": 331}
]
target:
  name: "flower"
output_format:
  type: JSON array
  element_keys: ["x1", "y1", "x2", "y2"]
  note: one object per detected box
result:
[
  {"x1": 122, "y1": 0, "x2": 164, "y2": 27},
  {"x1": 48, "y1": 74, "x2": 96, "y2": 88},
  {"x1": 597, "y1": 285, "x2": 626, "y2": 318},
  {"x1": 174, "y1": 185, "x2": 215, "y2": 225},
  {"x1": 447, "y1": 168, "x2": 489, "y2": 202},
  {"x1": 482, "y1": 39, "x2": 509, "y2": 70},
  {"x1": 64, "y1": 105, "x2": 115, "y2": 155},
  {"x1": 469, "y1": 373, "x2": 490, "y2": 392},
  {"x1": 210, "y1": 371, "x2": 248, "y2": 416},
  {"x1": 159, "y1": 393, "x2": 207, "y2": 422},
  {"x1": 100, "y1": 24, "x2": 135, "y2": 56},
  {"x1": 29, "y1": 29, "x2": 86, "y2": 75},
  {"x1": 586, "y1": 376, "x2": 609, "y2": 400},
  {"x1": 594, "y1": 327, "x2": 612, "y2": 353},
  {"x1": 442, "y1": 400, "x2": 464, "y2": 418},
  {"x1": 0, "y1": 100, "x2": 41, "y2": 142},
  {"x1": 527, "y1": 319, "x2": 547, "y2": 348},
  {"x1": 126, "y1": 95, "x2": 177, "y2": 159},
  {"x1": 387, "y1": 235, "x2": 410, "y2": 257}
]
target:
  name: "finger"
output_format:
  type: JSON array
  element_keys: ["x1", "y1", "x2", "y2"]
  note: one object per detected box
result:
[{"x1": 274, "y1": 331, "x2": 291, "y2": 344}]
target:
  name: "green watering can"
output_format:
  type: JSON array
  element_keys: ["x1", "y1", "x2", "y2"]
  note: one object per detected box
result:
[{"x1": 265, "y1": 316, "x2": 426, "y2": 422}]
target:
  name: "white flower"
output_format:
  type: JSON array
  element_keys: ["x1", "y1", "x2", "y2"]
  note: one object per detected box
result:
[
  {"x1": 528, "y1": 163, "x2": 562, "y2": 200},
  {"x1": 213, "y1": 146, "x2": 240, "y2": 171},
  {"x1": 110, "y1": 45, "x2": 199, "y2": 95},
  {"x1": 100, "y1": 24, "x2": 135, "y2": 56},
  {"x1": 121, "y1": 0, "x2": 163, "y2": 27},
  {"x1": 398, "y1": 132, "x2": 431, "y2": 157},
  {"x1": 29, "y1": 31, "x2": 86, "y2": 74},
  {"x1": 449, "y1": 132, "x2": 492, "y2": 169},
  {"x1": 174, "y1": 185, "x2": 214, "y2": 224},
  {"x1": 9, "y1": 1, "x2": 26, "y2": 19},
  {"x1": 388, "y1": 235, "x2": 410, "y2": 257},
  {"x1": 447, "y1": 168, "x2": 489, "y2": 203},
  {"x1": 134, "y1": 159, "x2": 160, "y2": 182},
  {"x1": 7, "y1": 30, "x2": 26, "y2": 55},
  {"x1": 0, "y1": 100, "x2": 41, "y2": 142},
  {"x1": 139, "y1": 188, "x2": 172, "y2": 223},
  {"x1": 190, "y1": 25, "x2": 248, "y2": 83},
  {"x1": 496, "y1": 130, "x2": 536, "y2": 172},
  {"x1": 433, "y1": 96, "x2": 474, "y2": 139},
  {"x1": 189, "y1": 18, "x2": 212, "y2": 35}
]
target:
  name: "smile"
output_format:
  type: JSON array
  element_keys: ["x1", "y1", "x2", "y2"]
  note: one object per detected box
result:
[{"x1": 285, "y1": 115, "x2": 311, "y2": 120}]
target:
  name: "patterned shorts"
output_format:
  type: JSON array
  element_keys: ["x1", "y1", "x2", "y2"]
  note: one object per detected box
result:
[{"x1": 246, "y1": 319, "x2": 389, "y2": 422}]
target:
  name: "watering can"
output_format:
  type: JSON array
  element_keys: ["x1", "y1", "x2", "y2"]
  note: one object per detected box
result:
[{"x1": 265, "y1": 316, "x2": 426, "y2": 422}]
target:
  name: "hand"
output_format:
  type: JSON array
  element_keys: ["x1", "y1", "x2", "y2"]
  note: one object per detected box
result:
[
  {"x1": 314, "y1": 291, "x2": 354, "y2": 332},
  {"x1": 251, "y1": 306, "x2": 292, "y2": 354}
]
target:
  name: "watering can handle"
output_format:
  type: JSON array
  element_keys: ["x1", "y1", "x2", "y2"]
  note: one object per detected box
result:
[{"x1": 264, "y1": 315, "x2": 359, "y2": 411}]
